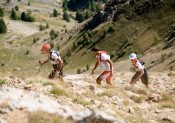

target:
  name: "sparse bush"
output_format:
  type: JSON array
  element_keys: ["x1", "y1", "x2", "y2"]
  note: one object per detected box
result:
[
  {"x1": 56, "y1": 44, "x2": 60, "y2": 50},
  {"x1": 15, "y1": 6, "x2": 19, "y2": 11},
  {"x1": 0, "y1": 7, "x2": 4, "y2": 17},
  {"x1": 0, "y1": 18, "x2": 7, "y2": 33},
  {"x1": 33, "y1": 37, "x2": 39, "y2": 43},
  {"x1": 11, "y1": 8, "x2": 18, "y2": 20},
  {"x1": 161, "y1": 102, "x2": 175, "y2": 109},
  {"x1": 28, "y1": 2, "x2": 31, "y2": 6},
  {"x1": 63, "y1": 0, "x2": 68, "y2": 11},
  {"x1": 0, "y1": 79, "x2": 6, "y2": 86},
  {"x1": 107, "y1": 26, "x2": 115, "y2": 33},
  {"x1": 62, "y1": 57, "x2": 68, "y2": 65},
  {"x1": 39, "y1": 24, "x2": 45, "y2": 31},
  {"x1": 86, "y1": 64, "x2": 89, "y2": 71},
  {"x1": 71, "y1": 42, "x2": 76, "y2": 51},
  {"x1": 75, "y1": 9, "x2": 85, "y2": 23},
  {"x1": 161, "y1": 92, "x2": 173, "y2": 101},
  {"x1": 1, "y1": 63, "x2": 5, "y2": 67},
  {"x1": 53, "y1": 9, "x2": 58, "y2": 17},
  {"x1": 85, "y1": 9, "x2": 92, "y2": 19},
  {"x1": 25, "y1": 50, "x2": 29, "y2": 55},
  {"x1": 21, "y1": 12, "x2": 35, "y2": 22},
  {"x1": 66, "y1": 49, "x2": 71, "y2": 57},
  {"x1": 77, "y1": 69, "x2": 81, "y2": 74},
  {"x1": 6, "y1": 0, "x2": 11, "y2": 3},
  {"x1": 130, "y1": 95, "x2": 144, "y2": 103},
  {"x1": 50, "y1": 85, "x2": 66, "y2": 96},
  {"x1": 63, "y1": 10, "x2": 70, "y2": 22},
  {"x1": 46, "y1": 23, "x2": 49, "y2": 29},
  {"x1": 73, "y1": 98, "x2": 90, "y2": 106},
  {"x1": 50, "y1": 29, "x2": 58, "y2": 40}
]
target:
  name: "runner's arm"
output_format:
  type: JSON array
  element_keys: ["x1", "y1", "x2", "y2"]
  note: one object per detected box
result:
[
  {"x1": 91, "y1": 61, "x2": 99, "y2": 75},
  {"x1": 39, "y1": 58, "x2": 49, "y2": 65}
]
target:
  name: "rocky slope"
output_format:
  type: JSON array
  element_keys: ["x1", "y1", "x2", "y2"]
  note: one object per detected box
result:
[{"x1": 0, "y1": 71, "x2": 175, "y2": 123}]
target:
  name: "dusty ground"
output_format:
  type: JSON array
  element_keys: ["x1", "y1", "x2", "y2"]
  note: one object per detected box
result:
[{"x1": 0, "y1": 71, "x2": 174, "y2": 123}]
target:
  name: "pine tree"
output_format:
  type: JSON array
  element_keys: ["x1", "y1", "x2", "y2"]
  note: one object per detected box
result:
[
  {"x1": 7, "y1": 0, "x2": 11, "y2": 3},
  {"x1": 53, "y1": 9, "x2": 58, "y2": 17},
  {"x1": 85, "y1": 9, "x2": 92, "y2": 19},
  {"x1": 63, "y1": 0, "x2": 68, "y2": 11},
  {"x1": 15, "y1": 6, "x2": 19, "y2": 11},
  {"x1": 21, "y1": 12, "x2": 26, "y2": 21},
  {"x1": 0, "y1": 7, "x2": 4, "y2": 17},
  {"x1": 11, "y1": 8, "x2": 17, "y2": 20},
  {"x1": 0, "y1": 18, "x2": 7, "y2": 33},
  {"x1": 75, "y1": 10, "x2": 84, "y2": 23},
  {"x1": 63, "y1": 10, "x2": 70, "y2": 22}
]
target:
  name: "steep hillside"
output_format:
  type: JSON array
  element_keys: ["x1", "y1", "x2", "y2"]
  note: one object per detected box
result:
[
  {"x1": 58, "y1": 0, "x2": 175, "y2": 72},
  {"x1": 0, "y1": 0, "x2": 77, "y2": 77}
]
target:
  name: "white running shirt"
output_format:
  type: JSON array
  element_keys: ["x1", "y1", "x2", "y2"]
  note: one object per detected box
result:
[
  {"x1": 50, "y1": 51, "x2": 60, "y2": 65},
  {"x1": 97, "y1": 53, "x2": 111, "y2": 71},
  {"x1": 135, "y1": 60, "x2": 144, "y2": 71}
]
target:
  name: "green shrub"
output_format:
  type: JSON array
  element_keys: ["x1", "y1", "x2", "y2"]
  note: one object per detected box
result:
[
  {"x1": 11, "y1": 8, "x2": 18, "y2": 20},
  {"x1": 0, "y1": 7, "x2": 4, "y2": 17},
  {"x1": 50, "y1": 29, "x2": 58, "y2": 40},
  {"x1": 21, "y1": 12, "x2": 35, "y2": 22},
  {"x1": 15, "y1": 6, "x2": 19, "y2": 11},
  {"x1": 86, "y1": 64, "x2": 89, "y2": 71},
  {"x1": 0, "y1": 79, "x2": 6, "y2": 86},
  {"x1": 107, "y1": 26, "x2": 115, "y2": 33},
  {"x1": 0, "y1": 18, "x2": 7, "y2": 33},
  {"x1": 50, "y1": 86, "x2": 66, "y2": 96},
  {"x1": 77, "y1": 69, "x2": 81, "y2": 74},
  {"x1": 53, "y1": 9, "x2": 58, "y2": 17},
  {"x1": 63, "y1": 10, "x2": 70, "y2": 22}
]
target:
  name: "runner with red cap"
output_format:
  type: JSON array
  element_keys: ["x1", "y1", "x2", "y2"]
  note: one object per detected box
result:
[{"x1": 39, "y1": 43, "x2": 64, "y2": 80}]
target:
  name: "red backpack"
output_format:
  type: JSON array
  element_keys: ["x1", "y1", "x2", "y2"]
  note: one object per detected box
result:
[{"x1": 96, "y1": 51, "x2": 109, "y2": 61}]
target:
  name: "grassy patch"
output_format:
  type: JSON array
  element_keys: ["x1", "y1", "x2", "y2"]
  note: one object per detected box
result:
[
  {"x1": 160, "y1": 102, "x2": 175, "y2": 109},
  {"x1": 0, "y1": 79, "x2": 7, "y2": 86},
  {"x1": 161, "y1": 92, "x2": 173, "y2": 101},
  {"x1": 42, "y1": 81, "x2": 54, "y2": 86},
  {"x1": 97, "y1": 91, "x2": 113, "y2": 97},
  {"x1": 123, "y1": 100, "x2": 129, "y2": 106},
  {"x1": 28, "y1": 110, "x2": 73, "y2": 123},
  {"x1": 72, "y1": 97, "x2": 90, "y2": 106},
  {"x1": 50, "y1": 85, "x2": 67, "y2": 96},
  {"x1": 130, "y1": 95, "x2": 145, "y2": 103}
]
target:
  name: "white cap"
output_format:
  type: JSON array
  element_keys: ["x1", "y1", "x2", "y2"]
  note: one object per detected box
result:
[{"x1": 129, "y1": 53, "x2": 137, "y2": 59}]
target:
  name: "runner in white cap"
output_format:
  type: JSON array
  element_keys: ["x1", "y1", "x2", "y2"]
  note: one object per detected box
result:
[{"x1": 129, "y1": 53, "x2": 149, "y2": 88}]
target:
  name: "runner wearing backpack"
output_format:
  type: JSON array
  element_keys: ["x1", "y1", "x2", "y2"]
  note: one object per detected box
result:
[
  {"x1": 129, "y1": 53, "x2": 149, "y2": 88},
  {"x1": 91, "y1": 47, "x2": 113, "y2": 85},
  {"x1": 39, "y1": 43, "x2": 64, "y2": 80}
]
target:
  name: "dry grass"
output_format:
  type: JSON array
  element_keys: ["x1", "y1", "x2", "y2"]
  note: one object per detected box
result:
[
  {"x1": 72, "y1": 97, "x2": 90, "y2": 106},
  {"x1": 160, "y1": 101, "x2": 175, "y2": 109},
  {"x1": 130, "y1": 95, "x2": 145, "y2": 103},
  {"x1": 161, "y1": 92, "x2": 173, "y2": 102},
  {"x1": 28, "y1": 110, "x2": 74, "y2": 123},
  {"x1": 50, "y1": 85, "x2": 67, "y2": 96}
]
